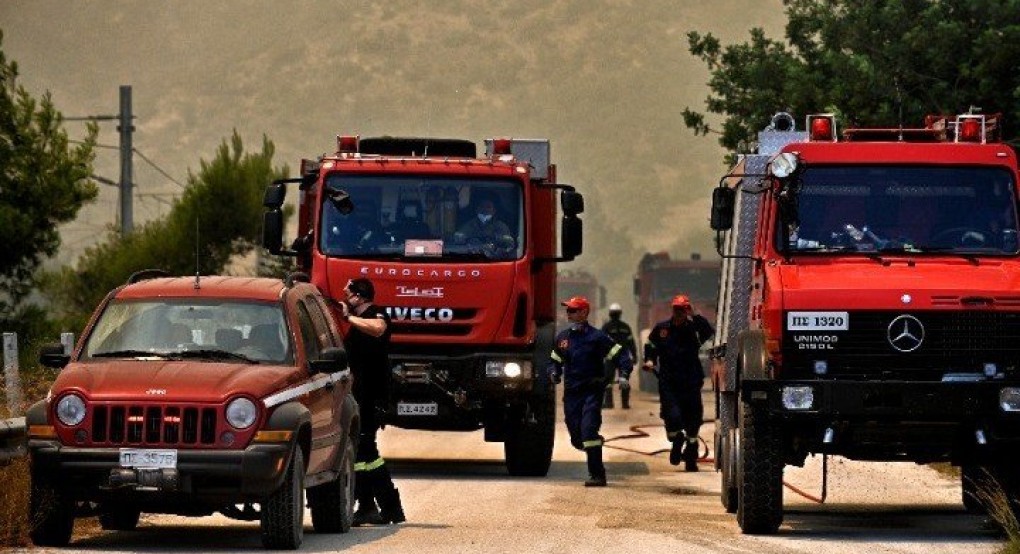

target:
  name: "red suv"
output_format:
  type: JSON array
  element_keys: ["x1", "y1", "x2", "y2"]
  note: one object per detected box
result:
[{"x1": 27, "y1": 272, "x2": 357, "y2": 549}]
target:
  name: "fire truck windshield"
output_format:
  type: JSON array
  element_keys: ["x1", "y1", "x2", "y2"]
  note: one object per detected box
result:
[
  {"x1": 781, "y1": 166, "x2": 1019, "y2": 255},
  {"x1": 320, "y1": 174, "x2": 524, "y2": 261},
  {"x1": 651, "y1": 267, "x2": 719, "y2": 302}
]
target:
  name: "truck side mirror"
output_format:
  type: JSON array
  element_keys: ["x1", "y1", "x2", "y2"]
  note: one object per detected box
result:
[
  {"x1": 561, "y1": 191, "x2": 584, "y2": 217},
  {"x1": 263, "y1": 183, "x2": 286, "y2": 209},
  {"x1": 710, "y1": 186, "x2": 736, "y2": 231},
  {"x1": 39, "y1": 343, "x2": 70, "y2": 370},
  {"x1": 263, "y1": 210, "x2": 284, "y2": 254},
  {"x1": 309, "y1": 347, "x2": 348, "y2": 375},
  {"x1": 561, "y1": 216, "x2": 583, "y2": 260}
]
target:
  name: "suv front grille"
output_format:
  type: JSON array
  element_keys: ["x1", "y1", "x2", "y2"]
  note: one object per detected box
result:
[{"x1": 91, "y1": 403, "x2": 219, "y2": 446}]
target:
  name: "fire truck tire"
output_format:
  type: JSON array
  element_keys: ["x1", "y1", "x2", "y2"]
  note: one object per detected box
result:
[
  {"x1": 736, "y1": 399, "x2": 783, "y2": 534},
  {"x1": 29, "y1": 471, "x2": 75, "y2": 546},
  {"x1": 261, "y1": 448, "x2": 304, "y2": 550},
  {"x1": 99, "y1": 504, "x2": 141, "y2": 531},
  {"x1": 504, "y1": 392, "x2": 556, "y2": 477},
  {"x1": 720, "y1": 427, "x2": 738, "y2": 514},
  {"x1": 310, "y1": 434, "x2": 355, "y2": 533}
]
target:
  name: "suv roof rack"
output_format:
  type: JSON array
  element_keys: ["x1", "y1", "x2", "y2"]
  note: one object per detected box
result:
[{"x1": 126, "y1": 269, "x2": 171, "y2": 284}]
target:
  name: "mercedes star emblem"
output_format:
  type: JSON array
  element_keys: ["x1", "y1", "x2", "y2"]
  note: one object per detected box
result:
[{"x1": 887, "y1": 314, "x2": 925, "y2": 353}]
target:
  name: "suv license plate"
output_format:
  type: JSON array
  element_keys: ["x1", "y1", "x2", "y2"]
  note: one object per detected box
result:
[
  {"x1": 119, "y1": 449, "x2": 178, "y2": 469},
  {"x1": 397, "y1": 402, "x2": 438, "y2": 416}
]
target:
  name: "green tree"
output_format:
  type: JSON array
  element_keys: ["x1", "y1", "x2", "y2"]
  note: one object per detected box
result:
[
  {"x1": 683, "y1": 0, "x2": 1020, "y2": 154},
  {"x1": 45, "y1": 132, "x2": 288, "y2": 329},
  {"x1": 0, "y1": 30, "x2": 97, "y2": 321}
]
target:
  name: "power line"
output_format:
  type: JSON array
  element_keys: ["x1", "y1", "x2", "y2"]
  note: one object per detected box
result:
[
  {"x1": 69, "y1": 138, "x2": 119, "y2": 151},
  {"x1": 133, "y1": 148, "x2": 187, "y2": 190}
]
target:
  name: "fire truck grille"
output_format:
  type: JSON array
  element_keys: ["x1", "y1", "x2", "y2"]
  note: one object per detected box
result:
[
  {"x1": 782, "y1": 310, "x2": 1020, "y2": 380},
  {"x1": 91, "y1": 404, "x2": 219, "y2": 446}
]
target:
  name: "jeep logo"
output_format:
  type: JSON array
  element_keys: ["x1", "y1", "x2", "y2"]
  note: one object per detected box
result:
[{"x1": 146, "y1": 389, "x2": 167, "y2": 395}]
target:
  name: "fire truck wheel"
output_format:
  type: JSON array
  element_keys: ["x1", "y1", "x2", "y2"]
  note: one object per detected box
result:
[
  {"x1": 309, "y1": 434, "x2": 355, "y2": 533},
  {"x1": 29, "y1": 471, "x2": 75, "y2": 546},
  {"x1": 261, "y1": 448, "x2": 305, "y2": 549},
  {"x1": 504, "y1": 392, "x2": 556, "y2": 477},
  {"x1": 736, "y1": 399, "x2": 783, "y2": 534},
  {"x1": 720, "y1": 427, "x2": 738, "y2": 514},
  {"x1": 98, "y1": 504, "x2": 141, "y2": 531}
]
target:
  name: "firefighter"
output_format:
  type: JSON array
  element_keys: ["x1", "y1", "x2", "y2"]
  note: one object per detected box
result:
[
  {"x1": 601, "y1": 303, "x2": 637, "y2": 409},
  {"x1": 340, "y1": 278, "x2": 406, "y2": 526},
  {"x1": 548, "y1": 296, "x2": 633, "y2": 486},
  {"x1": 642, "y1": 294, "x2": 714, "y2": 472}
]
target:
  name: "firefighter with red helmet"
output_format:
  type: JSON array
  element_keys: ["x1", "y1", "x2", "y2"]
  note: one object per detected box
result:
[
  {"x1": 548, "y1": 296, "x2": 632, "y2": 486},
  {"x1": 643, "y1": 294, "x2": 714, "y2": 471}
]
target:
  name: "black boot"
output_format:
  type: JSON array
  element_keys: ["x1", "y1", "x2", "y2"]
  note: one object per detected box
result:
[
  {"x1": 669, "y1": 435, "x2": 684, "y2": 466},
  {"x1": 602, "y1": 386, "x2": 614, "y2": 409},
  {"x1": 683, "y1": 438, "x2": 700, "y2": 472},
  {"x1": 373, "y1": 466, "x2": 406, "y2": 524},
  {"x1": 352, "y1": 471, "x2": 384, "y2": 526},
  {"x1": 621, "y1": 386, "x2": 631, "y2": 409},
  {"x1": 584, "y1": 445, "x2": 607, "y2": 486}
]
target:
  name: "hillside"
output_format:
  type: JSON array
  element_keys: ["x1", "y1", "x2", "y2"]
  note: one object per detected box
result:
[{"x1": 0, "y1": 0, "x2": 785, "y2": 309}]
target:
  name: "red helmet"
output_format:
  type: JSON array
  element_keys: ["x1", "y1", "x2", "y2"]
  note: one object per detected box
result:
[
  {"x1": 561, "y1": 296, "x2": 591, "y2": 311},
  {"x1": 671, "y1": 294, "x2": 691, "y2": 308}
]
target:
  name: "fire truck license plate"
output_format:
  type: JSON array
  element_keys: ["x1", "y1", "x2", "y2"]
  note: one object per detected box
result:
[
  {"x1": 397, "y1": 402, "x2": 438, "y2": 416},
  {"x1": 119, "y1": 449, "x2": 178, "y2": 469},
  {"x1": 787, "y1": 311, "x2": 849, "y2": 331}
]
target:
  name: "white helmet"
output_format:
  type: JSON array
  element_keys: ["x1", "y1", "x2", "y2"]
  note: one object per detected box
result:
[{"x1": 608, "y1": 303, "x2": 622, "y2": 312}]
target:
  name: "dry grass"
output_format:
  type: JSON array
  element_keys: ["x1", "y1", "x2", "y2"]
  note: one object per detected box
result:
[
  {"x1": 965, "y1": 468, "x2": 1020, "y2": 554},
  {"x1": 0, "y1": 458, "x2": 31, "y2": 546}
]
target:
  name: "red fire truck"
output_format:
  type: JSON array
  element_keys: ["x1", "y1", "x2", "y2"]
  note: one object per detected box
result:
[
  {"x1": 710, "y1": 111, "x2": 1020, "y2": 533},
  {"x1": 262, "y1": 136, "x2": 583, "y2": 476},
  {"x1": 556, "y1": 269, "x2": 605, "y2": 330},
  {"x1": 633, "y1": 251, "x2": 720, "y2": 333}
]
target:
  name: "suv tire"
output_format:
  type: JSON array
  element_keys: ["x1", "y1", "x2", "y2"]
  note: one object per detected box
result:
[
  {"x1": 261, "y1": 448, "x2": 304, "y2": 550},
  {"x1": 736, "y1": 399, "x2": 783, "y2": 534},
  {"x1": 310, "y1": 434, "x2": 355, "y2": 533},
  {"x1": 30, "y1": 472, "x2": 75, "y2": 546}
]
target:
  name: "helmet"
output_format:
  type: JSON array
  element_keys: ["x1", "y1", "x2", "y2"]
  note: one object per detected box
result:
[
  {"x1": 608, "y1": 303, "x2": 622, "y2": 312},
  {"x1": 561, "y1": 296, "x2": 591, "y2": 311},
  {"x1": 671, "y1": 294, "x2": 691, "y2": 308}
]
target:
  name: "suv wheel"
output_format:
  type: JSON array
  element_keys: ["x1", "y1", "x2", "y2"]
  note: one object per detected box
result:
[
  {"x1": 310, "y1": 434, "x2": 355, "y2": 533},
  {"x1": 261, "y1": 448, "x2": 304, "y2": 550},
  {"x1": 30, "y1": 471, "x2": 75, "y2": 546},
  {"x1": 99, "y1": 504, "x2": 141, "y2": 531},
  {"x1": 504, "y1": 391, "x2": 556, "y2": 477},
  {"x1": 736, "y1": 399, "x2": 783, "y2": 534}
]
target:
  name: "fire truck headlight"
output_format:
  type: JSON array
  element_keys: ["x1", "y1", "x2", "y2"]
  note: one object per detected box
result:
[
  {"x1": 1000, "y1": 388, "x2": 1020, "y2": 412},
  {"x1": 770, "y1": 152, "x2": 799, "y2": 179},
  {"x1": 485, "y1": 361, "x2": 531, "y2": 379},
  {"x1": 781, "y1": 386, "x2": 814, "y2": 411}
]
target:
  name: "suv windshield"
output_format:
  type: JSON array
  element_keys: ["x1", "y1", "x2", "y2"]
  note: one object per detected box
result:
[
  {"x1": 781, "y1": 166, "x2": 1019, "y2": 255},
  {"x1": 83, "y1": 299, "x2": 293, "y2": 364},
  {"x1": 320, "y1": 175, "x2": 524, "y2": 261}
]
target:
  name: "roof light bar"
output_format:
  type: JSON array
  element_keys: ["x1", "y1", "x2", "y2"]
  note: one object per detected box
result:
[
  {"x1": 337, "y1": 135, "x2": 360, "y2": 154},
  {"x1": 807, "y1": 114, "x2": 837, "y2": 142},
  {"x1": 956, "y1": 115, "x2": 984, "y2": 143},
  {"x1": 490, "y1": 138, "x2": 513, "y2": 156}
]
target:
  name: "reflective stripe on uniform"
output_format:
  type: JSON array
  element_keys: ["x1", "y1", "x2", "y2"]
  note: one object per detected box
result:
[
  {"x1": 354, "y1": 457, "x2": 385, "y2": 472},
  {"x1": 604, "y1": 343, "x2": 622, "y2": 361},
  {"x1": 582, "y1": 439, "x2": 603, "y2": 449},
  {"x1": 667, "y1": 431, "x2": 680, "y2": 440},
  {"x1": 550, "y1": 351, "x2": 563, "y2": 363}
]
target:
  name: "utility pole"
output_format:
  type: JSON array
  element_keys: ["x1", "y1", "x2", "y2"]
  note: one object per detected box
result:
[
  {"x1": 67, "y1": 85, "x2": 135, "y2": 236},
  {"x1": 118, "y1": 85, "x2": 134, "y2": 235}
]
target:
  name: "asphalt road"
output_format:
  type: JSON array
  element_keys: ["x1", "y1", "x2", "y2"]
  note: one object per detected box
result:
[{"x1": 20, "y1": 390, "x2": 1004, "y2": 553}]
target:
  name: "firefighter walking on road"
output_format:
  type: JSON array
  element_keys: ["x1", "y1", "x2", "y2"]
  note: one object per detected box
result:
[
  {"x1": 643, "y1": 294, "x2": 714, "y2": 472},
  {"x1": 549, "y1": 296, "x2": 633, "y2": 487},
  {"x1": 601, "y1": 302, "x2": 637, "y2": 409},
  {"x1": 340, "y1": 278, "x2": 407, "y2": 526}
]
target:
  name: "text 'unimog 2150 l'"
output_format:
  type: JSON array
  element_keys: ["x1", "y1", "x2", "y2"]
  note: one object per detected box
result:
[
  {"x1": 263, "y1": 137, "x2": 584, "y2": 476},
  {"x1": 709, "y1": 112, "x2": 1020, "y2": 534}
]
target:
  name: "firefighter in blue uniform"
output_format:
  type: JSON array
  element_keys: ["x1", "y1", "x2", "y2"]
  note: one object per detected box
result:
[
  {"x1": 548, "y1": 296, "x2": 633, "y2": 486},
  {"x1": 643, "y1": 294, "x2": 714, "y2": 472}
]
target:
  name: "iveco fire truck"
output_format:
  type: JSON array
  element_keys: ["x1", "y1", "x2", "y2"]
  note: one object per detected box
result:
[
  {"x1": 710, "y1": 111, "x2": 1020, "y2": 533},
  {"x1": 263, "y1": 136, "x2": 583, "y2": 476}
]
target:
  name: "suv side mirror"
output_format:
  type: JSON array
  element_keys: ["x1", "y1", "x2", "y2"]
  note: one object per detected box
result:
[
  {"x1": 309, "y1": 347, "x2": 348, "y2": 375},
  {"x1": 39, "y1": 343, "x2": 70, "y2": 369},
  {"x1": 561, "y1": 190, "x2": 584, "y2": 216},
  {"x1": 561, "y1": 216, "x2": 583, "y2": 260},
  {"x1": 710, "y1": 186, "x2": 736, "y2": 231}
]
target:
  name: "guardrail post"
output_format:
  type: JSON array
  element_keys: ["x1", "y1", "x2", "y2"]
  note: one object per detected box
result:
[
  {"x1": 3, "y1": 333, "x2": 22, "y2": 416},
  {"x1": 61, "y1": 332, "x2": 75, "y2": 355}
]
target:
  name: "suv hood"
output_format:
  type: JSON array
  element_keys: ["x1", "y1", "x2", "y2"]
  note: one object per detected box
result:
[
  {"x1": 52, "y1": 360, "x2": 297, "y2": 403},
  {"x1": 777, "y1": 259, "x2": 1020, "y2": 310}
]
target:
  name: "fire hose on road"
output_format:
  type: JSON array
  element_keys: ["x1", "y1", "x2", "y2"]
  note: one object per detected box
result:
[{"x1": 603, "y1": 421, "x2": 826, "y2": 504}]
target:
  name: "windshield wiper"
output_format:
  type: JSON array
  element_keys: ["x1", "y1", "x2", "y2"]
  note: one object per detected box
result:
[
  {"x1": 92, "y1": 350, "x2": 172, "y2": 359},
  {"x1": 176, "y1": 349, "x2": 260, "y2": 364},
  {"x1": 909, "y1": 245, "x2": 979, "y2": 263},
  {"x1": 438, "y1": 251, "x2": 493, "y2": 261}
]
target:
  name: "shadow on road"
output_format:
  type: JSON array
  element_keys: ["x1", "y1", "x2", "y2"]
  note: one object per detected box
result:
[
  {"x1": 779, "y1": 504, "x2": 1000, "y2": 544},
  {"x1": 387, "y1": 458, "x2": 649, "y2": 482}
]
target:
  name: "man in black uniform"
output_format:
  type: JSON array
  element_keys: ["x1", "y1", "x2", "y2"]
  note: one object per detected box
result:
[
  {"x1": 340, "y1": 278, "x2": 406, "y2": 525},
  {"x1": 643, "y1": 294, "x2": 714, "y2": 472},
  {"x1": 548, "y1": 296, "x2": 632, "y2": 487},
  {"x1": 601, "y1": 302, "x2": 637, "y2": 409}
]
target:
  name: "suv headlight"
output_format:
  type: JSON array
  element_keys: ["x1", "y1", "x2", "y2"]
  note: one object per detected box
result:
[
  {"x1": 56, "y1": 394, "x2": 87, "y2": 426},
  {"x1": 485, "y1": 360, "x2": 532, "y2": 379},
  {"x1": 226, "y1": 397, "x2": 258, "y2": 429}
]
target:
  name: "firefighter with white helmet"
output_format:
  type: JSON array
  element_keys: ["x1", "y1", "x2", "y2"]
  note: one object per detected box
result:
[{"x1": 601, "y1": 302, "x2": 637, "y2": 409}]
